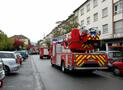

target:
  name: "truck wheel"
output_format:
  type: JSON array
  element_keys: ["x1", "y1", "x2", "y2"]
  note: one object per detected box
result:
[
  {"x1": 40, "y1": 56, "x2": 43, "y2": 59},
  {"x1": 0, "y1": 80, "x2": 3, "y2": 88},
  {"x1": 113, "y1": 67, "x2": 120, "y2": 76},
  {"x1": 4, "y1": 66, "x2": 10, "y2": 75},
  {"x1": 51, "y1": 60, "x2": 54, "y2": 67},
  {"x1": 61, "y1": 62, "x2": 66, "y2": 73}
]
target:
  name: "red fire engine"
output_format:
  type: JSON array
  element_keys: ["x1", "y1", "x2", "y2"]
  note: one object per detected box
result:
[
  {"x1": 50, "y1": 28, "x2": 108, "y2": 72},
  {"x1": 39, "y1": 47, "x2": 51, "y2": 59}
]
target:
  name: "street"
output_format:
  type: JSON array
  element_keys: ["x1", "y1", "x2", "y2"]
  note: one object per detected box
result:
[{"x1": 2, "y1": 55, "x2": 123, "y2": 90}]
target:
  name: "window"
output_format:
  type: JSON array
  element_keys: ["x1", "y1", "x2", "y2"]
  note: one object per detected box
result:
[
  {"x1": 0, "y1": 53, "x2": 15, "y2": 58},
  {"x1": 80, "y1": 8, "x2": 84, "y2": 15},
  {"x1": 102, "y1": 24, "x2": 108, "y2": 34},
  {"x1": 114, "y1": 1, "x2": 122, "y2": 15},
  {"x1": 102, "y1": 7, "x2": 108, "y2": 18},
  {"x1": 93, "y1": 0, "x2": 98, "y2": 8},
  {"x1": 95, "y1": 27, "x2": 98, "y2": 30},
  {"x1": 87, "y1": 17, "x2": 90, "y2": 25},
  {"x1": 114, "y1": 20, "x2": 123, "y2": 34},
  {"x1": 93, "y1": 13, "x2": 98, "y2": 22},
  {"x1": 102, "y1": 0, "x2": 106, "y2": 2},
  {"x1": 86, "y1": 3, "x2": 90, "y2": 12},
  {"x1": 81, "y1": 20, "x2": 84, "y2": 27}
]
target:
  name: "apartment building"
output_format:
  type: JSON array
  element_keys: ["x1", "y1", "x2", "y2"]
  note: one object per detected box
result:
[
  {"x1": 10, "y1": 35, "x2": 30, "y2": 46},
  {"x1": 74, "y1": 0, "x2": 123, "y2": 50},
  {"x1": 113, "y1": 0, "x2": 123, "y2": 38}
]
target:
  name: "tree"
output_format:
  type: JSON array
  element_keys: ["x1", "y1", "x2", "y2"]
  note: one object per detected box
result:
[
  {"x1": 44, "y1": 38, "x2": 51, "y2": 49},
  {"x1": 0, "y1": 30, "x2": 14, "y2": 51},
  {"x1": 13, "y1": 39, "x2": 24, "y2": 50},
  {"x1": 63, "y1": 16, "x2": 79, "y2": 34},
  {"x1": 37, "y1": 39, "x2": 43, "y2": 45}
]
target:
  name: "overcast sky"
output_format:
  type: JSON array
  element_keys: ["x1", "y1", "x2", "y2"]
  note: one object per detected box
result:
[{"x1": 0, "y1": 0, "x2": 86, "y2": 42}]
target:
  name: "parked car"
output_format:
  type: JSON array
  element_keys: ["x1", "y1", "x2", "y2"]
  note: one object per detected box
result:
[
  {"x1": 0, "y1": 59, "x2": 5, "y2": 88},
  {"x1": 112, "y1": 61, "x2": 123, "y2": 75},
  {"x1": 16, "y1": 50, "x2": 28, "y2": 60},
  {"x1": 15, "y1": 52, "x2": 23, "y2": 65},
  {"x1": 0, "y1": 51, "x2": 20, "y2": 75},
  {"x1": 96, "y1": 51, "x2": 123, "y2": 68}
]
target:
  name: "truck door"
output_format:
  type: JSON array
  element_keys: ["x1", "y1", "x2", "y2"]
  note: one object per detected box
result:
[{"x1": 56, "y1": 44, "x2": 62, "y2": 66}]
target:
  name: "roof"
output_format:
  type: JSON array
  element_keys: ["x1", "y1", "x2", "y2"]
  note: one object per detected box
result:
[
  {"x1": 73, "y1": 0, "x2": 89, "y2": 13},
  {"x1": 10, "y1": 35, "x2": 29, "y2": 40}
]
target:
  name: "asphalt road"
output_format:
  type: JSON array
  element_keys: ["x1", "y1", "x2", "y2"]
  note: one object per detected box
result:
[{"x1": 2, "y1": 55, "x2": 123, "y2": 90}]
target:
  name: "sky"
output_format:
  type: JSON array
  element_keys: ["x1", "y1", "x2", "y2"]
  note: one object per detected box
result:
[{"x1": 0, "y1": 0, "x2": 86, "y2": 42}]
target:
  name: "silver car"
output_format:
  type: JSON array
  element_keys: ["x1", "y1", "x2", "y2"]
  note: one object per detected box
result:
[
  {"x1": 0, "y1": 51, "x2": 20, "y2": 75},
  {"x1": 0, "y1": 59, "x2": 5, "y2": 88}
]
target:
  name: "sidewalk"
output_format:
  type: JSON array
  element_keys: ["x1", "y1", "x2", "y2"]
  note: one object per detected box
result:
[{"x1": 2, "y1": 56, "x2": 35, "y2": 90}]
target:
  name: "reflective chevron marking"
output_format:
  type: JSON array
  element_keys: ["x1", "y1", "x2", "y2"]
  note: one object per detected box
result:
[
  {"x1": 79, "y1": 61, "x2": 85, "y2": 66},
  {"x1": 98, "y1": 61, "x2": 102, "y2": 66},
  {"x1": 96, "y1": 35, "x2": 100, "y2": 40},
  {"x1": 76, "y1": 55, "x2": 83, "y2": 62},
  {"x1": 82, "y1": 44, "x2": 85, "y2": 47},
  {"x1": 76, "y1": 55, "x2": 79, "y2": 58},
  {"x1": 99, "y1": 55, "x2": 106, "y2": 62},
  {"x1": 76, "y1": 55, "x2": 87, "y2": 66},
  {"x1": 86, "y1": 55, "x2": 91, "y2": 59},
  {"x1": 75, "y1": 54, "x2": 106, "y2": 67},
  {"x1": 95, "y1": 56, "x2": 104, "y2": 66},
  {"x1": 81, "y1": 44, "x2": 93, "y2": 49},
  {"x1": 92, "y1": 55, "x2": 96, "y2": 59}
]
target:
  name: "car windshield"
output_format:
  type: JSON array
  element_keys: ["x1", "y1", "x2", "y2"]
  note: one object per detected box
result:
[
  {"x1": 108, "y1": 52, "x2": 122, "y2": 58},
  {"x1": 0, "y1": 53, "x2": 15, "y2": 58}
]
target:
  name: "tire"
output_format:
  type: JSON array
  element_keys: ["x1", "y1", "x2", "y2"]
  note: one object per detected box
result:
[
  {"x1": 51, "y1": 60, "x2": 54, "y2": 67},
  {"x1": 113, "y1": 67, "x2": 120, "y2": 76},
  {"x1": 40, "y1": 56, "x2": 43, "y2": 59},
  {"x1": 4, "y1": 66, "x2": 10, "y2": 75},
  {"x1": 0, "y1": 80, "x2": 3, "y2": 88},
  {"x1": 61, "y1": 62, "x2": 66, "y2": 73}
]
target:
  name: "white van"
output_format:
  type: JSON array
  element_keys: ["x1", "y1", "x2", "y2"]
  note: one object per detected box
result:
[{"x1": 0, "y1": 51, "x2": 20, "y2": 75}]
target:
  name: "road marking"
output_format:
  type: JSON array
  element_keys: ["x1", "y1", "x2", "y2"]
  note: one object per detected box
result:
[
  {"x1": 94, "y1": 70, "x2": 123, "y2": 80},
  {"x1": 31, "y1": 55, "x2": 46, "y2": 90}
]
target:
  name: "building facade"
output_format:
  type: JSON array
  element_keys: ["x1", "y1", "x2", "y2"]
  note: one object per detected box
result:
[
  {"x1": 10, "y1": 35, "x2": 30, "y2": 46},
  {"x1": 73, "y1": 0, "x2": 123, "y2": 50}
]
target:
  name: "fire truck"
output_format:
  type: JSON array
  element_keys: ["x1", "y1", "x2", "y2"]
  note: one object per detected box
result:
[
  {"x1": 50, "y1": 28, "x2": 108, "y2": 72},
  {"x1": 39, "y1": 47, "x2": 51, "y2": 59}
]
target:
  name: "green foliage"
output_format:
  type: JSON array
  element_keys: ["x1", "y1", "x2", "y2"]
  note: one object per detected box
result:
[
  {"x1": 63, "y1": 16, "x2": 79, "y2": 34},
  {"x1": 0, "y1": 30, "x2": 14, "y2": 51},
  {"x1": 52, "y1": 16, "x2": 79, "y2": 38},
  {"x1": 37, "y1": 39, "x2": 43, "y2": 45},
  {"x1": 44, "y1": 38, "x2": 51, "y2": 48},
  {"x1": 53, "y1": 30, "x2": 61, "y2": 37}
]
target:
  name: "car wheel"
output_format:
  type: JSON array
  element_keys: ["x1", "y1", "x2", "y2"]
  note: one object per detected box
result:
[
  {"x1": 0, "y1": 80, "x2": 3, "y2": 88},
  {"x1": 4, "y1": 66, "x2": 10, "y2": 75},
  {"x1": 113, "y1": 67, "x2": 120, "y2": 75}
]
